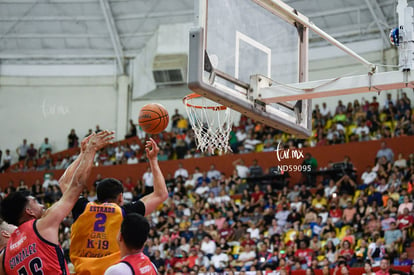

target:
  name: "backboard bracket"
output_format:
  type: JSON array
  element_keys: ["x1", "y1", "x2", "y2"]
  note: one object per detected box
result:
[
  {"x1": 254, "y1": 99, "x2": 266, "y2": 112},
  {"x1": 250, "y1": 73, "x2": 301, "y2": 125}
]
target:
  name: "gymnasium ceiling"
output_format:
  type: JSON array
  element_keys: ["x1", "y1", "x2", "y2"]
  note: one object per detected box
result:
[{"x1": 0, "y1": 0, "x2": 410, "y2": 67}]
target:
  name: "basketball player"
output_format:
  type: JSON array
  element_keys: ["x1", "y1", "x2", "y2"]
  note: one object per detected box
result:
[
  {"x1": 104, "y1": 213, "x2": 157, "y2": 275},
  {"x1": 0, "y1": 130, "x2": 114, "y2": 275},
  {"x1": 67, "y1": 138, "x2": 168, "y2": 275}
]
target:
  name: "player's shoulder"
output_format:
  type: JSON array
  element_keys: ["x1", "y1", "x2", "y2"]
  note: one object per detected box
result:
[
  {"x1": 76, "y1": 196, "x2": 89, "y2": 205},
  {"x1": 72, "y1": 197, "x2": 90, "y2": 220},
  {"x1": 104, "y1": 262, "x2": 132, "y2": 275},
  {"x1": 122, "y1": 200, "x2": 145, "y2": 216}
]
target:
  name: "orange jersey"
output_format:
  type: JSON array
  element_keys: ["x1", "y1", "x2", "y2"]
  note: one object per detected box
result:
[
  {"x1": 3, "y1": 219, "x2": 69, "y2": 275},
  {"x1": 70, "y1": 201, "x2": 124, "y2": 274},
  {"x1": 70, "y1": 198, "x2": 145, "y2": 275},
  {"x1": 71, "y1": 252, "x2": 121, "y2": 275},
  {"x1": 70, "y1": 201, "x2": 124, "y2": 259}
]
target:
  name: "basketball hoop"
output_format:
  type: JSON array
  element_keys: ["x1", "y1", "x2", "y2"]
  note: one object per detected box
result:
[{"x1": 183, "y1": 93, "x2": 233, "y2": 154}]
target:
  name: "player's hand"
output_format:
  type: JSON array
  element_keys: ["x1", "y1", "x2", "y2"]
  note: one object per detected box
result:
[
  {"x1": 80, "y1": 133, "x2": 95, "y2": 152},
  {"x1": 85, "y1": 130, "x2": 115, "y2": 152},
  {"x1": 145, "y1": 138, "x2": 159, "y2": 161}
]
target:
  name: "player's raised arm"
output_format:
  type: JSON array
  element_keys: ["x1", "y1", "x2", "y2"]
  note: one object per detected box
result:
[
  {"x1": 37, "y1": 130, "x2": 114, "y2": 243},
  {"x1": 140, "y1": 138, "x2": 168, "y2": 216},
  {"x1": 59, "y1": 133, "x2": 94, "y2": 193}
]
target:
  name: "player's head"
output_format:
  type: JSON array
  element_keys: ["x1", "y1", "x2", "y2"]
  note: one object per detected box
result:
[
  {"x1": 0, "y1": 191, "x2": 44, "y2": 226},
  {"x1": 0, "y1": 219, "x2": 17, "y2": 249},
  {"x1": 96, "y1": 178, "x2": 124, "y2": 203},
  {"x1": 119, "y1": 213, "x2": 149, "y2": 250}
]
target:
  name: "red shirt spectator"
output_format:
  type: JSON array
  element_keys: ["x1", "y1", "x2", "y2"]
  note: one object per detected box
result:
[
  {"x1": 123, "y1": 176, "x2": 134, "y2": 192},
  {"x1": 370, "y1": 96, "x2": 379, "y2": 112},
  {"x1": 187, "y1": 249, "x2": 199, "y2": 269},
  {"x1": 173, "y1": 253, "x2": 189, "y2": 271},
  {"x1": 164, "y1": 251, "x2": 178, "y2": 269},
  {"x1": 294, "y1": 240, "x2": 313, "y2": 264},
  {"x1": 170, "y1": 231, "x2": 180, "y2": 242},
  {"x1": 329, "y1": 205, "x2": 343, "y2": 223},
  {"x1": 375, "y1": 258, "x2": 391, "y2": 275},
  {"x1": 219, "y1": 221, "x2": 234, "y2": 240},
  {"x1": 275, "y1": 258, "x2": 290, "y2": 273},
  {"x1": 241, "y1": 234, "x2": 256, "y2": 247},
  {"x1": 339, "y1": 248, "x2": 354, "y2": 262},
  {"x1": 160, "y1": 230, "x2": 170, "y2": 243},
  {"x1": 251, "y1": 184, "x2": 264, "y2": 202},
  {"x1": 397, "y1": 208, "x2": 414, "y2": 230}
]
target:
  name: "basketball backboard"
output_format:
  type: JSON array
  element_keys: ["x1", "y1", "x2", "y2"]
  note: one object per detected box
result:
[{"x1": 188, "y1": 0, "x2": 312, "y2": 138}]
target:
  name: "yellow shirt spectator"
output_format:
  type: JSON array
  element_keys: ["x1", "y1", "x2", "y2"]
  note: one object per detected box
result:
[{"x1": 312, "y1": 195, "x2": 327, "y2": 211}]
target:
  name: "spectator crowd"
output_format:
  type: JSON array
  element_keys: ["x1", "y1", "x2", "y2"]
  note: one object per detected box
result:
[{"x1": 0, "y1": 139, "x2": 413, "y2": 274}]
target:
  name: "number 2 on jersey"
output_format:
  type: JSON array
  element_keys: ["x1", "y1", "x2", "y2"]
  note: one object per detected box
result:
[{"x1": 93, "y1": 213, "x2": 107, "y2": 232}]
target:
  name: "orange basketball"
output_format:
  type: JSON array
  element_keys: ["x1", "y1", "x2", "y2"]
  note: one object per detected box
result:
[{"x1": 138, "y1": 103, "x2": 169, "y2": 134}]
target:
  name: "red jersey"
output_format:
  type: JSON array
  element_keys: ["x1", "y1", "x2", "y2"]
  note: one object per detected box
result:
[
  {"x1": 122, "y1": 253, "x2": 158, "y2": 274},
  {"x1": 329, "y1": 208, "x2": 342, "y2": 220},
  {"x1": 339, "y1": 248, "x2": 354, "y2": 261},
  {"x1": 294, "y1": 248, "x2": 313, "y2": 264},
  {"x1": 251, "y1": 191, "x2": 264, "y2": 202},
  {"x1": 219, "y1": 227, "x2": 234, "y2": 240},
  {"x1": 3, "y1": 219, "x2": 69, "y2": 275},
  {"x1": 397, "y1": 214, "x2": 414, "y2": 230}
]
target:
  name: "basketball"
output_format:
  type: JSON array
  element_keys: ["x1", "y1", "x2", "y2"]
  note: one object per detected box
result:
[{"x1": 138, "y1": 103, "x2": 169, "y2": 134}]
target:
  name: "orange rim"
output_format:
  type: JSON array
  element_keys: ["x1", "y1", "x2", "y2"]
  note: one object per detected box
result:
[{"x1": 183, "y1": 93, "x2": 227, "y2": 111}]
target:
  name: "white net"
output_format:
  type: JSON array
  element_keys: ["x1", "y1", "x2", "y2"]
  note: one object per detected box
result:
[{"x1": 183, "y1": 94, "x2": 233, "y2": 154}]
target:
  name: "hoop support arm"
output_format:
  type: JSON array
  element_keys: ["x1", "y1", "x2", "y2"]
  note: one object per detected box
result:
[
  {"x1": 253, "y1": 0, "x2": 376, "y2": 72},
  {"x1": 257, "y1": 70, "x2": 414, "y2": 103}
]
